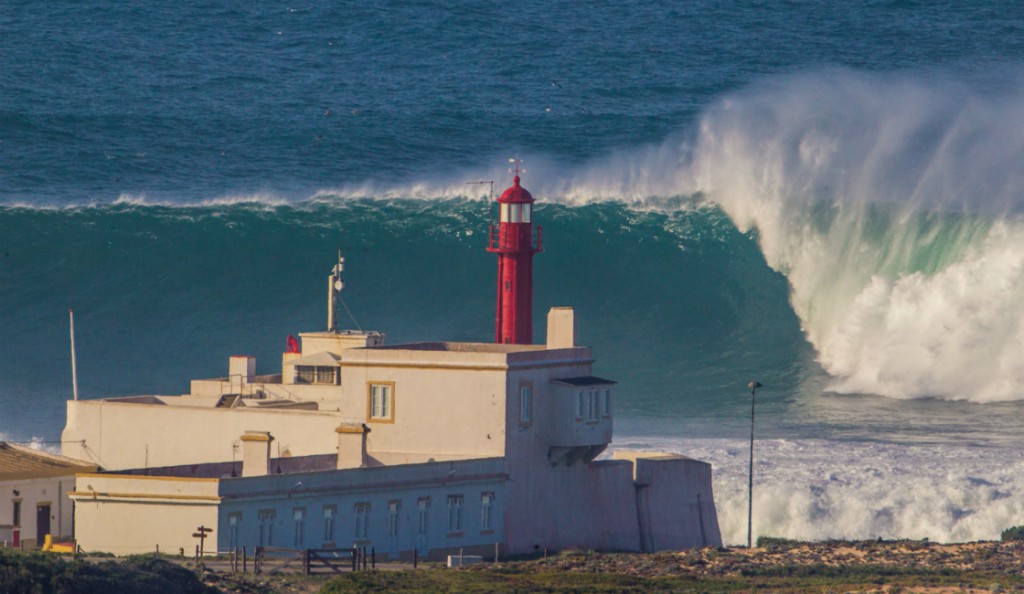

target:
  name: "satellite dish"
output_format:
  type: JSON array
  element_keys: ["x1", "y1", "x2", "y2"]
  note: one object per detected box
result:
[{"x1": 334, "y1": 280, "x2": 344, "y2": 291}]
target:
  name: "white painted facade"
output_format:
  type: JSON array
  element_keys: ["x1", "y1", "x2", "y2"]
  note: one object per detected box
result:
[
  {"x1": 63, "y1": 307, "x2": 722, "y2": 556},
  {"x1": 70, "y1": 474, "x2": 219, "y2": 556},
  {"x1": 0, "y1": 443, "x2": 96, "y2": 549}
]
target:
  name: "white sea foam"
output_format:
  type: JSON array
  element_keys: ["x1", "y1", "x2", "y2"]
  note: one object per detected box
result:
[
  {"x1": 678, "y1": 68, "x2": 1024, "y2": 401},
  {"x1": 615, "y1": 436, "x2": 1024, "y2": 545},
  {"x1": 113, "y1": 192, "x2": 292, "y2": 208}
]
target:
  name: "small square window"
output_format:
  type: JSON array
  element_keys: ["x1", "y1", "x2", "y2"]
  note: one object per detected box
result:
[{"x1": 368, "y1": 382, "x2": 395, "y2": 422}]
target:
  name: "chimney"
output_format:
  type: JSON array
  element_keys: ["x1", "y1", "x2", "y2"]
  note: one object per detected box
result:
[
  {"x1": 230, "y1": 356, "x2": 256, "y2": 384},
  {"x1": 336, "y1": 423, "x2": 371, "y2": 469},
  {"x1": 240, "y1": 431, "x2": 273, "y2": 477},
  {"x1": 546, "y1": 307, "x2": 576, "y2": 349}
]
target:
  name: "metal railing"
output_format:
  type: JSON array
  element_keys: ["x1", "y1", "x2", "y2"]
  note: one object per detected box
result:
[{"x1": 487, "y1": 225, "x2": 543, "y2": 252}]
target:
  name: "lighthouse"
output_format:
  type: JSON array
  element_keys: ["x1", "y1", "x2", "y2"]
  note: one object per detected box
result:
[{"x1": 487, "y1": 169, "x2": 542, "y2": 344}]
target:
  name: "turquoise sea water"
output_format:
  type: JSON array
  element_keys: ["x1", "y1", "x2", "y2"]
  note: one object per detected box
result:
[{"x1": 4, "y1": 1, "x2": 1024, "y2": 543}]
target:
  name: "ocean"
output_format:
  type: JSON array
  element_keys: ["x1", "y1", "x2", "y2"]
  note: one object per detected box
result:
[{"x1": 3, "y1": 1, "x2": 1024, "y2": 545}]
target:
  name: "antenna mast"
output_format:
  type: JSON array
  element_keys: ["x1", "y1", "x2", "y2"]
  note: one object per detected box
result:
[
  {"x1": 328, "y1": 250, "x2": 345, "y2": 332},
  {"x1": 465, "y1": 180, "x2": 495, "y2": 201},
  {"x1": 69, "y1": 309, "x2": 79, "y2": 401}
]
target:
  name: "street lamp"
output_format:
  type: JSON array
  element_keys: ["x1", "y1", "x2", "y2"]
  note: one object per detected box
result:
[{"x1": 747, "y1": 380, "x2": 762, "y2": 549}]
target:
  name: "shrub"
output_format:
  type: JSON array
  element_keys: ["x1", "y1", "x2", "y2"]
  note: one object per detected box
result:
[
  {"x1": 756, "y1": 536, "x2": 801, "y2": 550},
  {"x1": 1000, "y1": 526, "x2": 1024, "y2": 542}
]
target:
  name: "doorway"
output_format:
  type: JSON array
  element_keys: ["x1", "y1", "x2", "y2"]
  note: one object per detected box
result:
[{"x1": 36, "y1": 504, "x2": 51, "y2": 546}]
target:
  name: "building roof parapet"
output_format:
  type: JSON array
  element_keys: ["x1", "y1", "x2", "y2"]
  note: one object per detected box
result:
[
  {"x1": 219, "y1": 456, "x2": 507, "y2": 500},
  {"x1": 340, "y1": 342, "x2": 593, "y2": 370}
]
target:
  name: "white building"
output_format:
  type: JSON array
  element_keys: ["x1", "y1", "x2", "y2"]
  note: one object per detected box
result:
[
  {"x1": 0, "y1": 442, "x2": 96, "y2": 549},
  {"x1": 63, "y1": 307, "x2": 720, "y2": 557}
]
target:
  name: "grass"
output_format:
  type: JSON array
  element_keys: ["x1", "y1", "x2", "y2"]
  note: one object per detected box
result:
[{"x1": 0, "y1": 549, "x2": 216, "y2": 594}]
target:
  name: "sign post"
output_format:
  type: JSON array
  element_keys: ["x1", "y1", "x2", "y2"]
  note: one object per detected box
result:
[{"x1": 193, "y1": 525, "x2": 213, "y2": 558}]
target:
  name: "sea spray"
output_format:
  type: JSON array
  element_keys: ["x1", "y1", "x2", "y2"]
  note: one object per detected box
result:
[
  {"x1": 687, "y1": 68, "x2": 1024, "y2": 401},
  {"x1": 617, "y1": 436, "x2": 1024, "y2": 545}
]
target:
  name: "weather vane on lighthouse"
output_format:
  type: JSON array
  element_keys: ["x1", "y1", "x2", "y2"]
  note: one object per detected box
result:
[{"x1": 487, "y1": 158, "x2": 543, "y2": 344}]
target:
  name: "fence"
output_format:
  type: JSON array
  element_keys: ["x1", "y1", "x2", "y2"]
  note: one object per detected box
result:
[{"x1": 253, "y1": 546, "x2": 363, "y2": 575}]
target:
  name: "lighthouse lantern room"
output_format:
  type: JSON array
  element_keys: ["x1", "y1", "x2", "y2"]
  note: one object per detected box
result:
[{"x1": 487, "y1": 167, "x2": 543, "y2": 344}]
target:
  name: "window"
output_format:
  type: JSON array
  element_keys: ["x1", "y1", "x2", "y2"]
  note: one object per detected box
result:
[
  {"x1": 323, "y1": 506, "x2": 336, "y2": 543},
  {"x1": 480, "y1": 493, "x2": 494, "y2": 532},
  {"x1": 587, "y1": 389, "x2": 599, "y2": 421},
  {"x1": 417, "y1": 498, "x2": 430, "y2": 536},
  {"x1": 228, "y1": 512, "x2": 241, "y2": 549},
  {"x1": 388, "y1": 501, "x2": 400, "y2": 538},
  {"x1": 603, "y1": 389, "x2": 612, "y2": 417},
  {"x1": 296, "y1": 365, "x2": 337, "y2": 384},
  {"x1": 519, "y1": 386, "x2": 532, "y2": 425},
  {"x1": 522, "y1": 204, "x2": 532, "y2": 223},
  {"x1": 367, "y1": 382, "x2": 395, "y2": 422},
  {"x1": 12, "y1": 500, "x2": 21, "y2": 527},
  {"x1": 354, "y1": 502, "x2": 370, "y2": 540},
  {"x1": 510, "y1": 203, "x2": 522, "y2": 223},
  {"x1": 500, "y1": 203, "x2": 510, "y2": 222},
  {"x1": 316, "y1": 367, "x2": 336, "y2": 384},
  {"x1": 447, "y1": 495, "x2": 464, "y2": 534},
  {"x1": 293, "y1": 508, "x2": 306, "y2": 547},
  {"x1": 258, "y1": 509, "x2": 276, "y2": 546},
  {"x1": 576, "y1": 391, "x2": 584, "y2": 419}
]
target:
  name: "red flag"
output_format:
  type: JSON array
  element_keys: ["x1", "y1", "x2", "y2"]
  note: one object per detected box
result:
[{"x1": 286, "y1": 334, "x2": 299, "y2": 353}]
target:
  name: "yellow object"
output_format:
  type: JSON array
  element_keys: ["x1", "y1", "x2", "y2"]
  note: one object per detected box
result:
[{"x1": 42, "y1": 534, "x2": 75, "y2": 554}]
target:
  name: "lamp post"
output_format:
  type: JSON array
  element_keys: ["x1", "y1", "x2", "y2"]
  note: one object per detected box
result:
[{"x1": 747, "y1": 380, "x2": 762, "y2": 549}]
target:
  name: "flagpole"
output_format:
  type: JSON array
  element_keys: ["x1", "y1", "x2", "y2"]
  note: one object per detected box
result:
[{"x1": 70, "y1": 309, "x2": 79, "y2": 401}]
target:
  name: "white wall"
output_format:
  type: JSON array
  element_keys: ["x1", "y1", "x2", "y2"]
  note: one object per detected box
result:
[
  {"x1": 72, "y1": 474, "x2": 219, "y2": 556},
  {"x1": 0, "y1": 476, "x2": 78, "y2": 548},
  {"x1": 63, "y1": 400, "x2": 348, "y2": 470}
]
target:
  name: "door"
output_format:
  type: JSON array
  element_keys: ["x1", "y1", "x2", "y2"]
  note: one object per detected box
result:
[{"x1": 36, "y1": 504, "x2": 51, "y2": 546}]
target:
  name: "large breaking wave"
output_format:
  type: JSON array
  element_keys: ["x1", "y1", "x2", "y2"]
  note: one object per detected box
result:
[{"x1": 689, "y1": 69, "x2": 1024, "y2": 402}]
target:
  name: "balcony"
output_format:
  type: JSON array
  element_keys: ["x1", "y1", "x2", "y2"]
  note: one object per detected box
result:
[{"x1": 486, "y1": 225, "x2": 543, "y2": 253}]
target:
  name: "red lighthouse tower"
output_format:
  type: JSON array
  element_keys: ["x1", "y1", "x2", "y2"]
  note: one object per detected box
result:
[{"x1": 487, "y1": 169, "x2": 542, "y2": 344}]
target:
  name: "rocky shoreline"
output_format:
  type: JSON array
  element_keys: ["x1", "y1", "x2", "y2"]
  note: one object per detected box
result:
[{"x1": 7, "y1": 539, "x2": 1024, "y2": 593}]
